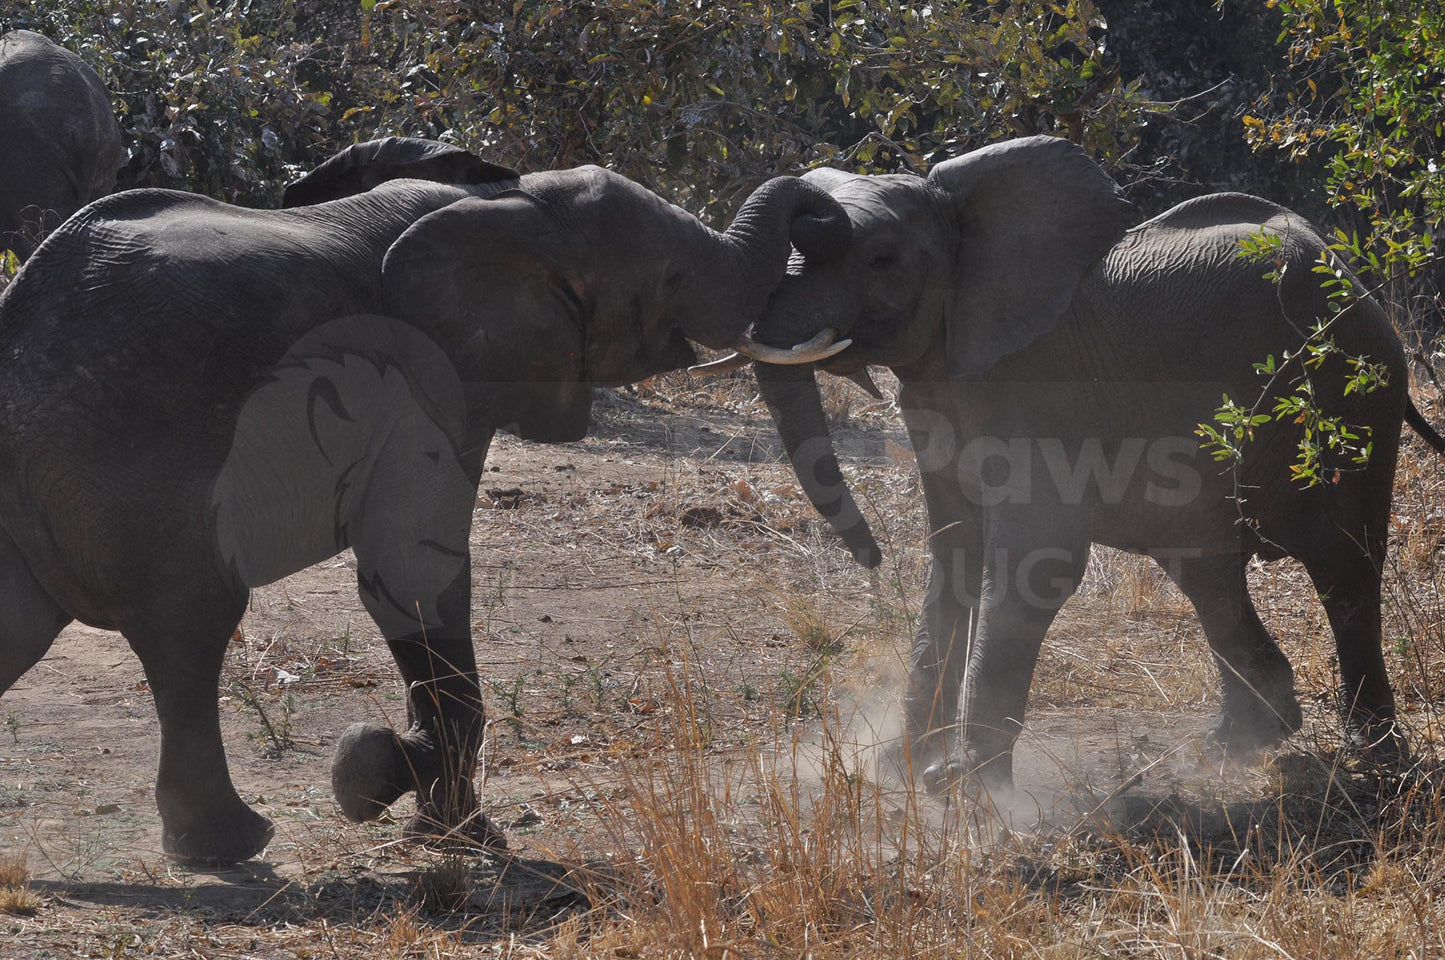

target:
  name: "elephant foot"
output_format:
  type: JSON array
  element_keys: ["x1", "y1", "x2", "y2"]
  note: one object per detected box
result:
[
  {"x1": 162, "y1": 803, "x2": 275, "y2": 866},
  {"x1": 332, "y1": 722, "x2": 414, "y2": 822},
  {"x1": 1208, "y1": 678, "x2": 1303, "y2": 755},
  {"x1": 920, "y1": 746, "x2": 1015, "y2": 803},
  {"x1": 332, "y1": 722, "x2": 502, "y2": 852},
  {"x1": 1345, "y1": 716, "x2": 1409, "y2": 768},
  {"x1": 405, "y1": 805, "x2": 509, "y2": 853}
]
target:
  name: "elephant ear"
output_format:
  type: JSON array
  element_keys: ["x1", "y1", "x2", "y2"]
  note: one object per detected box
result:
[
  {"x1": 929, "y1": 135, "x2": 1136, "y2": 377},
  {"x1": 381, "y1": 192, "x2": 593, "y2": 443},
  {"x1": 282, "y1": 137, "x2": 519, "y2": 207}
]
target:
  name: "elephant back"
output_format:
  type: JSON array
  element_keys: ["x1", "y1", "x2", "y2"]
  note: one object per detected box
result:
[
  {"x1": 282, "y1": 137, "x2": 519, "y2": 207},
  {"x1": 1084, "y1": 193, "x2": 1345, "y2": 376},
  {"x1": 0, "y1": 180, "x2": 494, "y2": 618},
  {"x1": 0, "y1": 184, "x2": 476, "y2": 588}
]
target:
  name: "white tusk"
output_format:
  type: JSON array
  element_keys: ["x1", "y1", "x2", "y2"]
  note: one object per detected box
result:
[
  {"x1": 687, "y1": 352, "x2": 750, "y2": 378},
  {"x1": 735, "y1": 326, "x2": 852, "y2": 365}
]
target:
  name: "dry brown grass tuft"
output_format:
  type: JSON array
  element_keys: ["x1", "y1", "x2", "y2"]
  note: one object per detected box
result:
[
  {"x1": 0, "y1": 853, "x2": 39, "y2": 917},
  {"x1": 413, "y1": 852, "x2": 474, "y2": 916},
  {"x1": 377, "y1": 906, "x2": 464, "y2": 956}
]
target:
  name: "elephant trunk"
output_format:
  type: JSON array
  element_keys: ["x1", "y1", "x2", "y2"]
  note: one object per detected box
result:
[
  {"x1": 682, "y1": 177, "x2": 851, "y2": 349},
  {"x1": 754, "y1": 361, "x2": 881, "y2": 568}
]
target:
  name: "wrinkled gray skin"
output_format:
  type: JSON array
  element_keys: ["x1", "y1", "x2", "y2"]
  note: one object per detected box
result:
[
  {"x1": 0, "y1": 137, "x2": 849, "y2": 864},
  {"x1": 0, "y1": 30, "x2": 122, "y2": 260},
  {"x1": 747, "y1": 135, "x2": 1434, "y2": 797}
]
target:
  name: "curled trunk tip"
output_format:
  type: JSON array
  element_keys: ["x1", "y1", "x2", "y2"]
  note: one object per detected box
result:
[{"x1": 754, "y1": 361, "x2": 882, "y2": 568}]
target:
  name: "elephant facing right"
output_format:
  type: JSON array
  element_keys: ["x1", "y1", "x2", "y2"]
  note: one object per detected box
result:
[{"x1": 724, "y1": 135, "x2": 1445, "y2": 797}]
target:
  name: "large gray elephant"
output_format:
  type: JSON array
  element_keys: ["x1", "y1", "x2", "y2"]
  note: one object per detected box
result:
[
  {"x1": 722, "y1": 135, "x2": 1444, "y2": 796},
  {"x1": 0, "y1": 30, "x2": 122, "y2": 260},
  {"x1": 0, "y1": 137, "x2": 849, "y2": 863}
]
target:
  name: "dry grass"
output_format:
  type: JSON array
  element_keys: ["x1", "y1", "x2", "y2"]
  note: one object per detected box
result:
[
  {"x1": 0, "y1": 855, "x2": 39, "y2": 917},
  {"x1": 542, "y1": 678, "x2": 1445, "y2": 959},
  {"x1": 10, "y1": 378, "x2": 1445, "y2": 958},
  {"x1": 467, "y1": 379, "x2": 1445, "y2": 957}
]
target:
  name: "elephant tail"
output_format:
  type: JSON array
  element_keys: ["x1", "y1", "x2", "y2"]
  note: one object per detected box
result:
[{"x1": 1406, "y1": 399, "x2": 1445, "y2": 456}]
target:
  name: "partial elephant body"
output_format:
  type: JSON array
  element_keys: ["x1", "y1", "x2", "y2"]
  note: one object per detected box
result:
[
  {"x1": 0, "y1": 180, "x2": 504, "y2": 863},
  {"x1": 0, "y1": 30, "x2": 122, "y2": 260},
  {"x1": 0, "y1": 181, "x2": 487, "y2": 622},
  {"x1": 0, "y1": 138, "x2": 851, "y2": 862},
  {"x1": 945, "y1": 193, "x2": 1406, "y2": 556},
  {"x1": 747, "y1": 136, "x2": 1420, "y2": 796}
]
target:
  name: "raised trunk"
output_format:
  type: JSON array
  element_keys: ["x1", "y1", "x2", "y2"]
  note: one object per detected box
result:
[
  {"x1": 754, "y1": 361, "x2": 881, "y2": 568},
  {"x1": 681, "y1": 177, "x2": 850, "y2": 348}
]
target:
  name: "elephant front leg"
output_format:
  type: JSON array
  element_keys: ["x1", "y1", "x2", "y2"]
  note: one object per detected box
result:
[
  {"x1": 339, "y1": 549, "x2": 503, "y2": 849},
  {"x1": 897, "y1": 443, "x2": 983, "y2": 789},
  {"x1": 906, "y1": 547, "x2": 978, "y2": 782},
  {"x1": 332, "y1": 644, "x2": 498, "y2": 851},
  {"x1": 333, "y1": 433, "x2": 504, "y2": 851},
  {"x1": 932, "y1": 526, "x2": 1090, "y2": 798}
]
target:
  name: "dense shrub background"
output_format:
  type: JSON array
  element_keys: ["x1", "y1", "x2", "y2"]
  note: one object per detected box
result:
[
  {"x1": 3, "y1": 1, "x2": 1439, "y2": 321},
  {"x1": 1, "y1": 1, "x2": 1277, "y2": 217}
]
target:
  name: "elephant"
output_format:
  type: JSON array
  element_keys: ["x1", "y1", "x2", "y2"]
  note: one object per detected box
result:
[
  {"x1": 0, "y1": 30, "x2": 122, "y2": 260},
  {"x1": 719, "y1": 134, "x2": 1445, "y2": 797},
  {"x1": 0, "y1": 137, "x2": 850, "y2": 863}
]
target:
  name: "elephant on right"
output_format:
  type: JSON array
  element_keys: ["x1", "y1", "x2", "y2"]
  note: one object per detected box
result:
[
  {"x1": 728, "y1": 135, "x2": 1445, "y2": 796},
  {"x1": 0, "y1": 30, "x2": 122, "y2": 260}
]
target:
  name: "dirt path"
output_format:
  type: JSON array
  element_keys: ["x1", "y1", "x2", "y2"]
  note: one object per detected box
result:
[{"x1": 0, "y1": 379, "x2": 1384, "y2": 955}]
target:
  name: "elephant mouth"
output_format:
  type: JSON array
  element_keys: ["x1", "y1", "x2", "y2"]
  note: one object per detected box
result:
[
  {"x1": 582, "y1": 327, "x2": 698, "y2": 388},
  {"x1": 645, "y1": 327, "x2": 699, "y2": 384}
]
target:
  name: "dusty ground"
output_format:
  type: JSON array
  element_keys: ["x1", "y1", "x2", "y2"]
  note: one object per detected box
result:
[{"x1": 1, "y1": 373, "x2": 1442, "y2": 956}]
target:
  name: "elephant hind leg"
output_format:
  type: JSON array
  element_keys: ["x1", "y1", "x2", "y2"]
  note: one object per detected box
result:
[
  {"x1": 1159, "y1": 552, "x2": 1301, "y2": 751},
  {"x1": 121, "y1": 594, "x2": 274, "y2": 865},
  {"x1": 0, "y1": 533, "x2": 71, "y2": 696},
  {"x1": 1278, "y1": 461, "x2": 1399, "y2": 756},
  {"x1": 1298, "y1": 542, "x2": 1397, "y2": 756}
]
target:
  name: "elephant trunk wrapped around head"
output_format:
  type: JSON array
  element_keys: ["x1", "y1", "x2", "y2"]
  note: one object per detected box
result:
[{"x1": 725, "y1": 138, "x2": 1137, "y2": 569}]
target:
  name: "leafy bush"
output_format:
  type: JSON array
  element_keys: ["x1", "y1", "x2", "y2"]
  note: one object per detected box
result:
[
  {"x1": 405, "y1": 0, "x2": 1145, "y2": 217},
  {"x1": 4, "y1": 0, "x2": 1147, "y2": 217},
  {"x1": 8, "y1": 1, "x2": 357, "y2": 206},
  {"x1": 1248, "y1": 0, "x2": 1445, "y2": 327}
]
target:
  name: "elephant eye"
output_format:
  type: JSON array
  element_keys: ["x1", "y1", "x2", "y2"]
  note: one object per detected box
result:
[
  {"x1": 662, "y1": 264, "x2": 688, "y2": 290},
  {"x1": 869, "y1": 248, "x2": 899, "y2": 270}
]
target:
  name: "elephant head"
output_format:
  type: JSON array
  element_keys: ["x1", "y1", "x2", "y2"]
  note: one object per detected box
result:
[
  {"x1": 735, "y1": 136, "x2": 1136, "y2": 563},
  {"x1": 376, "y1": 161, "x2": 852, "y2": 443},
  {"x1": 280, "y1": 136, "x2": 522, "y2": 206}
]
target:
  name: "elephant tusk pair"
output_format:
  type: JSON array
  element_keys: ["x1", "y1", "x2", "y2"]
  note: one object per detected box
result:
[
  {"x1": 739, "y1": 326, "x2": 852, "y2": 364},
  {"x1": 688, "y1": 353, "x2": 885, "y2": 401},
  {"x1": 688, "y1": 327, "x2": 851, "y2": 378}
]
